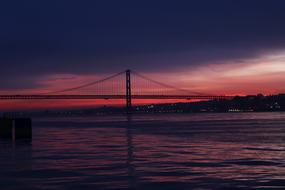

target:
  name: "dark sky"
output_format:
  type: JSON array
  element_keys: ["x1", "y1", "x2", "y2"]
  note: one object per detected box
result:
[{"x1": 1, "y1": 0, "x2": 285, "y2": 89}]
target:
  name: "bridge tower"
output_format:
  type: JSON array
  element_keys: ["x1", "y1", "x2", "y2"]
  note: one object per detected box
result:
[{"x1": 126, "y1": 69, "x2": 132, "y2": 113}]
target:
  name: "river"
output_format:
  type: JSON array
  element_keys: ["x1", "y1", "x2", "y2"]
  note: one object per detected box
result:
[{"x1": 1, "y1": 112, "x2": 285, "y2": 189}]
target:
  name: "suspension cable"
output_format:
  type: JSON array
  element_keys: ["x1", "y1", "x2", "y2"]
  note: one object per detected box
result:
[
  {"x1": 132, "y1": 70, "x2": 210, "y2": 96},
  {"x1": 41, "y1": 71, "x2": 125, "y2": 95}
]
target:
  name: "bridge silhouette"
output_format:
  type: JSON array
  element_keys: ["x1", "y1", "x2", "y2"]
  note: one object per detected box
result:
[{"x1": 0, "y1": 70, "x2": 232, "y2": 112}]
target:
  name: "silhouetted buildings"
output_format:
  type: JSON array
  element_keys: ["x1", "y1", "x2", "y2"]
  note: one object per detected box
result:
[{"x1": 134, "y1": 94, "x2": 285, "y2": 113}]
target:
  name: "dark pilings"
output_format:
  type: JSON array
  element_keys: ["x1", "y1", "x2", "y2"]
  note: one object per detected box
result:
[
  {"x1": 0, "y1": 118, "x2": 13, "y2": 138},
  {"x1": 14, "y1": 118, "x2": 32, "y2": 139}
]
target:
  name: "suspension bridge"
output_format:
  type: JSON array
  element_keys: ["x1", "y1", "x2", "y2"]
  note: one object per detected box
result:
[{"x1": 0, "y1": 70, "x2": 232, "y2": 112}]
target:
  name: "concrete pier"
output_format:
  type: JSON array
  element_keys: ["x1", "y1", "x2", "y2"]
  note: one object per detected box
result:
[
  {"x1": 0, "y1": 118, "x2": 13, "y2": 138},
  {"x1": 14, "y1": 118, "x2": 32, "y2": 139},
  {"x1": 0, "y1": 118, "x2": 32, "y2": 140}
]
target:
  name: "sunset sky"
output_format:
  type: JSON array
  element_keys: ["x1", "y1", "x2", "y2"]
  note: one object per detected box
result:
[{"x1": 1, "y1": 0, "x2": 285, "y2": 110}]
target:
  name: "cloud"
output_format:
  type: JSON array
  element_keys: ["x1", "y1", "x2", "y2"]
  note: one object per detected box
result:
[{"x1": 1, "y1": 0, "x2": 285, "y2": 89}]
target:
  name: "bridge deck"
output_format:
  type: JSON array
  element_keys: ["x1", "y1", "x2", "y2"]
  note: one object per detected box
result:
[{"x1": 0, "y1": 95, "x2": 233, "y2": 100}]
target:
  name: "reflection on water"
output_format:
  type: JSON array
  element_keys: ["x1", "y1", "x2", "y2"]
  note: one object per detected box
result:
[{"x1": 1, "y1": 112, "x2": 285, "y2": 189}]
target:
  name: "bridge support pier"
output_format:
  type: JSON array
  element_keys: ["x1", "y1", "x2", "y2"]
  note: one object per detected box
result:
[{"x1": 126, "y1": 70, "x2": 132, "y2": 113}]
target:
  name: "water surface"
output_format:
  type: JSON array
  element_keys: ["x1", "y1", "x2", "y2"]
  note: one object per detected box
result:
[{"x1": 1, "y1": 112, "x2": 285, "y2": 190}]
